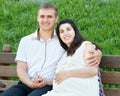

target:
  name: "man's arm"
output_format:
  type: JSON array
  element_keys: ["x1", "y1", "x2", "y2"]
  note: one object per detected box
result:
[
  {"x1": 17, "y1": 61, "x2": 47, "y2": 88},
  {"x1": 17, "y1": 61, "x2": 33, "y2": 86},
  {"x1": 88, "y1": 42, "x2": 102, "y2": 66},
  {"x1": 85, "y1": 49, "x2": 102, "y2": 66}
]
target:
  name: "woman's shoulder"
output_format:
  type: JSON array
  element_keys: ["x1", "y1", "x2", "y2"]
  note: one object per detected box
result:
[
  {"x1": 77, "y1": 41, "x2": 92, "y2": 49},
  {"x1": 75, "y1": 41, "x2": 94, "y2": 53},
  {"x1": 81, "y1": 41, "x2": 96, "y2": 49},
  {"x1": 82, "y1": 41, "x2": 92, "y2": 45}
]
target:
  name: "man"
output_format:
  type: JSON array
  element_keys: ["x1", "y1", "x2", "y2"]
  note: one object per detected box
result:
[{"x1": 0, "y1": 3, "x2": 102, "y2": 96}]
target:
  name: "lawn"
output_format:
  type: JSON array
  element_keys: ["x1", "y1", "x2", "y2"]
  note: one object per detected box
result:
[{"x1": 0, "y1": 0, "x2": 120, "y2": 55}]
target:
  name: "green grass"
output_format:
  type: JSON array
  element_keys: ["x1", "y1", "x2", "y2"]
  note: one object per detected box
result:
[{"x1": 0, "y1": 0, "x2": 120, "y2": 55}]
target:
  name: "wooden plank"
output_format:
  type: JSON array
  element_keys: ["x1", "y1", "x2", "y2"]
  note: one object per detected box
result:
[
  {"x1": 101, "y1": 71, "x2": 120, "y2": 85},
  {"x1": 0, "y1": 52, "x2": 16, "y2": 64},
  {"x1": 0, "y1": 80, "x2": 18, "y2": 91},
  {"x1": 100, "y1": 55, "x2": 120, "y2": 68},
  {"x1": 104, "y1": 88, "x2": 120, "y2": 96},
  {"x1": 0, "y1": 66, "x2": 17, "y2": 77}
]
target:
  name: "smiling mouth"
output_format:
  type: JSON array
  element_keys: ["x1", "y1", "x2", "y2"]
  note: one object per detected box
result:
[{"x1": 64, "y1": 36, "x2": 71, "y2": 40}]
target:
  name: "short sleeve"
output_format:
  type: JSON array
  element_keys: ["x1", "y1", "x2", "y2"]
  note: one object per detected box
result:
[{"x1": 15, "y1": 37, "x2": 27, "y2": 63}]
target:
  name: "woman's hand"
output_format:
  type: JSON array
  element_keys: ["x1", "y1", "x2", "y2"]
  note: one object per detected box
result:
[{"x1": 54, "y1": 70, "x2": 71, "y2": 84}]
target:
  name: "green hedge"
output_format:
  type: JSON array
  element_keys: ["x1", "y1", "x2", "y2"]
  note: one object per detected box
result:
[{"x1": 0, "y1": 0, "x2": 120, "y2": 55}]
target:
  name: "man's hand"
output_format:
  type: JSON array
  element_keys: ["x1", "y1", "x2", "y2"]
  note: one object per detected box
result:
[
  {"x1": 29, "y1": 76, "x2": 47, "y2": 89},
  {"x1": 86, "y1": 49, "x2": 102, "y2": 66},
  {"x1": 31, "y1": 75, "x2": 43, "y2": 83}
]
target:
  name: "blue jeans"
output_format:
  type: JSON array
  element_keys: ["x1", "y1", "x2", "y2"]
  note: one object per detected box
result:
[{"x1": 0, "y1": 81, "x2": 52, "y2": 96}]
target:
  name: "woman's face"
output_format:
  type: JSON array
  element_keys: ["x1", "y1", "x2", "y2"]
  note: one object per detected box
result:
[{"x1": 59, "y1": 23, "x2": 75, "y2": 47}]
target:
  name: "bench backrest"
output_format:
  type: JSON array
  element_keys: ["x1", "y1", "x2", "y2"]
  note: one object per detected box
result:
[
  {"x1": 0, "y1": 52, "x2": 17, "y2": 91},
  {"x1": 0, "y1": 52, "x2": 120, "y2": 96},
  {"x1": 100, "y1": 55, "x2": 120, "y2": 96}
]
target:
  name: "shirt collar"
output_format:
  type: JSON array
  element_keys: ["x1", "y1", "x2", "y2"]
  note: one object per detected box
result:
[{"x1": 32, "y1": 28, "x2": 57, "y2": 40}]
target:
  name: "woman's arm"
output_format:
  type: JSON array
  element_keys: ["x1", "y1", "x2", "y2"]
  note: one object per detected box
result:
[
  {"x1": 55, "y1": 67, "x2": 98, "y2": 84},
  {"x1": 55, "y1": 42, "x2": 100, "y2": 84},
  {"x1": 70, "y1": 42, "x2": 99, "y2": 78}
]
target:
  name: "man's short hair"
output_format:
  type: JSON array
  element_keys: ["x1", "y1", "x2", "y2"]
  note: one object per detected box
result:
[{"x1": 38, "y1": 3, "x2": 58, "y2": 16}]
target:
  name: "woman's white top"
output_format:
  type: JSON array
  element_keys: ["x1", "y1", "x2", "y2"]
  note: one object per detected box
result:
[{"x1": 42, "y1": 41, "x2": 99, "y2": 96}]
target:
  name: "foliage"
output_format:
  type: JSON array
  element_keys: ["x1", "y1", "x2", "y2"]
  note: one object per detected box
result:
[{"x1": 0, "y1": 0, "x2": 120, "y2": 55}]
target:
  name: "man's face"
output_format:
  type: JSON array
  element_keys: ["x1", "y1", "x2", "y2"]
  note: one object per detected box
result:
[{"x1": 37, "y1": 8, "x2": 58, "y2": 31}]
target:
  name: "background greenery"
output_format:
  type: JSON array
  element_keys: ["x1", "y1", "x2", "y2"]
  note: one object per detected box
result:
[{"x1": 0, "y1": 0, "x2": 120, "y2": 55}]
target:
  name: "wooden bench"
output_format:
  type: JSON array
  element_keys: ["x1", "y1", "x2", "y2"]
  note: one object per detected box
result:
[
  {"x1": 0, "y1": 52, "x2": 17, "y2": 92},
  {"x1": 0, "y1": 52, "x2": 120, "y2": 96},
  {"x1": 100, "y1": 55, "x2": 120, "y2": 96}
]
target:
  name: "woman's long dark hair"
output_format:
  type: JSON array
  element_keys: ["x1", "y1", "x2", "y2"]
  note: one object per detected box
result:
[{"x1": 56, "y1": 19, "x2": 85, "y2": 56}]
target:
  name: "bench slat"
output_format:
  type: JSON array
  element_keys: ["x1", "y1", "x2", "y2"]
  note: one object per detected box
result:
[
  {"x1": 0, "y1": 52, "x2": 16, "y2": 64},
  {"x1": 100, "y1": 55, "x2": 120, "y2": 68},
  {"x1": 0, "y1": 66, "x2": 17, "y2": 77},
  {"x1": 104, "y1": 88, "x2": 120, "y2": 96},
  {"x1": 0, "y1": 80, "x2": 18, "y2": 91},
  {"x1": 101, "y1": 71, "x2": 120, "y2": 85}
]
